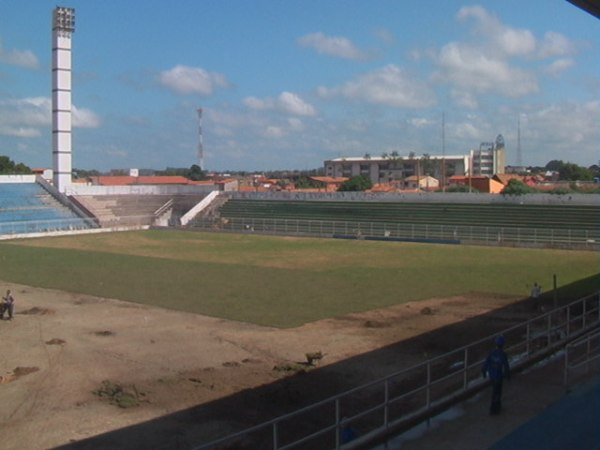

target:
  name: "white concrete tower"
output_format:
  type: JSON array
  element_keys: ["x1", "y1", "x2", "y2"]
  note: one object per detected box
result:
[{"x1": 52, "y1": 6, "x2": 75, "y2": 193}]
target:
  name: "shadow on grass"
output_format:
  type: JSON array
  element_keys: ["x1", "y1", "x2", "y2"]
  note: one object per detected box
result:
[{"x1": 52, "y1": 274, "x2": 599, "y2": 450}]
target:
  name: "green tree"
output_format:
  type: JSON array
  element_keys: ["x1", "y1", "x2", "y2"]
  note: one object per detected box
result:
[
  {"x1": 186, "y1": 164, "x2": 206, "y2": 181},
  {"x1": 559, "y1": 162, "x2": 592, "y2": 181},
  {"x1": 0, "y1": 155, "x2": 32, "y2": 174},
  {"x1": 501, "y1": 179, "x2": 538, "y2": 196},
  {"x1": 545, "y1": 160, "x2": 564, "y2": 172},
  {"x1": 338, "y1": 175, "x2": 373, "y2": 192}
]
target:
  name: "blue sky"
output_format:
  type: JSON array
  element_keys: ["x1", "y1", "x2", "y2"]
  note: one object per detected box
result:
[{"x1": 0, "y1": 1, "x2": 598, "y2": 172}]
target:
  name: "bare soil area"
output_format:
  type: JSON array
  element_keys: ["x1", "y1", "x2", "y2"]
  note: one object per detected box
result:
[{"x1": 0, "y1": 282, "x2": 533, "y2": 450}]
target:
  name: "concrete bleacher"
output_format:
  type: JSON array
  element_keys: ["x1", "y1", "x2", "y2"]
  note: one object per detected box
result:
[
  {"x1": 217, "y1": 199, "x2": 599, "y2": 232},
  {"x1": 0, "y1": 182, "x2": 94, "y2": 235},
  {"x1": 192, "y1": 195, "x2": 600, "y2": 249},
  {"x1": 72, "y1": 193, "x2": 209, "y2": 227}
]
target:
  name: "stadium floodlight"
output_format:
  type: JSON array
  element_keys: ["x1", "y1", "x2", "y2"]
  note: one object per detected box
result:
[
  {"x1": 53, "y1": 7, "x2": 75, "y2": 33},
  {"x1": 52, "y1": 6, "x2": 75, "y2": 193}
]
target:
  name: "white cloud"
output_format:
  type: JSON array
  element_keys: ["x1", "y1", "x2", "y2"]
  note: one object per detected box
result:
[
  {"x1": 277, "y1": 92, "x2": 316, "y2": 116},
  {"x1": 435, "y1": 42, "x2": 538, "y2": 98},
  {"x1": 0, "y1": 126, "x2": 40, "y2": 138},
  {"x1": 530, "y1": 101, "x2": 600, "y2": 147},
  {"x1": 0, "y1": 39, "x2": 39, "y2": 69},
  {"x1": 538, "y1": 32, "x2": 575, "y2": 58},
  {"x1": 287, "y1": 117, "x2": 305, "y2": 132},
  {"x1": 544, "y1": 58, "x2": 574, "y2": 77},
  {"x1": 159, "y1": 65, "x2": 230, "y2": 95},
  {"x1": 244, "y1": 91, "x2": 316, "y2": 116},
  {"x1": 297, "y1": 32, "x2": 368, "y2": 60},
  {"x1": 318, "y1": 65, "x2": 435, "y2": 108},
  {"x1": 408, "y1": 118, "x2": 435, "y2": 128},
  {"x1": 457, "y1": 6, "x2": 537, "y2": 57},
  {"x1": 450, "y1": 89, "x2": 479, "y2": 109},
  {"x1": 73, "y1": 106, "x2": 101, "y2": 128},
  {"x1": 0, "y1": 97, "x2": 100, "y2": 138},
  {"x1": 243, "y1": 96, "x2": 270, "y2": 111}
]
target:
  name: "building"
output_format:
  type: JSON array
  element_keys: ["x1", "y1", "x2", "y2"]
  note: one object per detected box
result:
[
  {"x1": 404, "y1": 175, "x2": 439, "y2": 191},
  {"x1": 325, "y1": 138, "x2": 506, "y2": 188},
  {"x1": 448, "y1": 176, "x2": 505, "y2": 194},
  {"x1": 324, "y1": 154, "x2": 469, "y2": 187},
  {"x1": 469, "y1": 137, "x2": 506, "y2": 177}
]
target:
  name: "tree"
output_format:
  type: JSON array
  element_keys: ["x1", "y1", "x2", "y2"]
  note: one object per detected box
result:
[
  {"x1": 422, "y1": 153, "x2": 434, "y2": 176},
  {"x1": 559, "y1": 162, "x2": 592, "y2": 181},
  {"x1": 545, "y1": 160, "x2": 564, "y2": 172},
  {"x1": 501, "y1": 179, "x2": 537, "y2": 196},
  {"x1": 0, "y1": 155, "x2": 32, "y2": 174},
  {"x1": 186, "y1": 164, "x2": 206, "y2": 181},
  {"x1": 338, "y1": 175, "x2": 373, "y2": 192}
]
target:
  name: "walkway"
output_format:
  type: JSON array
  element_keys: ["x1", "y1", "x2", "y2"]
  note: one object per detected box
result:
[{"x1": 377, "y1": 354, "x2": 599, "y2": 449}]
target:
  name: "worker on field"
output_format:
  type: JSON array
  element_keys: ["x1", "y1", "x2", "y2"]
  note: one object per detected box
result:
[
  {"x1": 482, "y1": 335, "x2": 510, "y2": 415},
  {"x1": 530, "y1": 282, "x2": 542, "y2": 311},
  {"x1": 2, "y1": 289, "x2": 14, "y2": 320}
]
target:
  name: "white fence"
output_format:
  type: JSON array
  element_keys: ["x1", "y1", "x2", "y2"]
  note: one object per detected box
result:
[
  {"x1": 190, "y1": 293, "x2": 600, "y2": 450},
  {"x1": 191, "y1": 217, "x2": 600, "y2": 251}
]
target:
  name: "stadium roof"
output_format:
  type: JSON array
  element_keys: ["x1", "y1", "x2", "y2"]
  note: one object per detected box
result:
[{"x1": 567, "y1": 0, "x2": 600, "y2": 19}]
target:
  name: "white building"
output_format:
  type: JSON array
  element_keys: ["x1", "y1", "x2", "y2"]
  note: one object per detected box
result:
[
  {"x1": 324, "y1": 154, "x2": 469, "y2": 186},
  {"x1": 324, "y1": 145, "x2": 506, "y2": 187}
]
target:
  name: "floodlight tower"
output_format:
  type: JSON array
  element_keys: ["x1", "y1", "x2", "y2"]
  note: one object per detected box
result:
[
  {"x1": 52, "y1": 6, "x2": 75, "y2": 193},
  {"x1": 196, "y1": 107, "x2": 204, "y2": 170}
]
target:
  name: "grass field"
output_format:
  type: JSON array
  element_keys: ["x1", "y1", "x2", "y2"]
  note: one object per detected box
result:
[{"x1": 0, "y1": 229, "x2": 598, "y2": 327}]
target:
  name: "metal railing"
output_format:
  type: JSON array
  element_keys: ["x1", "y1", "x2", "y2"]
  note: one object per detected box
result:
[
  {"x1": 0, "y1": 217, "x2": 97, "y2": 236},
  {"x1": 190, "y1": 217, "x2": 600, "y2": 250},
  {"x1": 564, "y1": 330, "x2": 600, "y2": 386},
  {"x1": 190, "y1": 293, "x2": 599, "y2": 450}
]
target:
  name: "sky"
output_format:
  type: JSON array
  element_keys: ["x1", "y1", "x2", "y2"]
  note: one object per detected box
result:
[{"x1": 0, "y1": 0, "x2": 598, "y2": 172}]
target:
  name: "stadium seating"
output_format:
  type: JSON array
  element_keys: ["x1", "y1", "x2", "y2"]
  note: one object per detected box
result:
[
  {"x1": 216, "y1": 199, "x2": 599, "y2": 231},
  {"x1": 0, "y1": 182, "x2": 95, "y2": 235},
  {"x1": 191, "y1": 197, "x2": 600, "y2": 247},
  {"x1": 72, "y1": 193, "x2": 209, "y2": 227}
]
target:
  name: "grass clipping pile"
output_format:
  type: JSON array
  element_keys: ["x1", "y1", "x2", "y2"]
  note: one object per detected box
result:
[{"x1": 93, "y1": 380, "x2": 145, "y2": 409}]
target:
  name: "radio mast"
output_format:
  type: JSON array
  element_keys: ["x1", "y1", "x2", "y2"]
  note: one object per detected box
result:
[
  {"x1": 517, "y1": 115, "x2": 522, "y2": 167},
  {"x1": 196, "y1": 107, "x2": 204, "y2": 170}
]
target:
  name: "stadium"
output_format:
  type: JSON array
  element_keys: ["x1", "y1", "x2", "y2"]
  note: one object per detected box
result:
[{"x1": 1, "y1": 4, "x2": 599, "y2": 450}]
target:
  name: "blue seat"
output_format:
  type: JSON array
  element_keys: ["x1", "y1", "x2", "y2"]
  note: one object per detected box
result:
[{"x1": 0, "y1": 182, "x2": 93, "y2": 235}]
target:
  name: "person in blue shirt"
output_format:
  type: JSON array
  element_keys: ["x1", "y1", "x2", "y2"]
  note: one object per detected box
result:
[{"x1": 482, "y1": 335, "x2": 510, "y2": 415}]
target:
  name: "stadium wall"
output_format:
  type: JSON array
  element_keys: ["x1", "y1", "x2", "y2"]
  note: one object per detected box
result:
[
  {"x1": 65, "y1": 184, "x2": 216, "y2": 196},
  {"x1": 230, "y1": 191, "x2": 600, "y2": 206},
  {"x1": 0, "y1": 175, "x2": 37, "y2": 183}
]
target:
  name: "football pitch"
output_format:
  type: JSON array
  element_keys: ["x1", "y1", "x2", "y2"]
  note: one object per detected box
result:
[{"x1": 0, "y1": 229, "x2": 597, "y2": 328}]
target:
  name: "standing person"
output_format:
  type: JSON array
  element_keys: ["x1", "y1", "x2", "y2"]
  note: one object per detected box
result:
[
  {"x1": 531, "y1": 282, "x2": 542, "y2": 311},
  {"x1": 3, "y1": 289, "x2": 14, "y2": 320},
  {"x1": 482, "y1": 335, "x2": 510, "y2": 415}
]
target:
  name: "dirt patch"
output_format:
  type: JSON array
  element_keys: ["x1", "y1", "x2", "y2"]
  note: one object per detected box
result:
[
  {"x1": 1, "y1": 366, "x2": 40, "y2": 384},
  {"x1": 19, "y1": 307, "x2": 54, "y2": 315},
  {"x1": 0, "y1": 282, "x2": 533, "y2": 450},
  {"x1": 93, "y1": 330, "x2": 114, "y2": 336}
]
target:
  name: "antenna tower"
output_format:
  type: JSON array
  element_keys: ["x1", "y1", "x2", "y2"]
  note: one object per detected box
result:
[
  {"x1": 196, "y1": 108, "x2": 204, "y2": 170},
  {"x1": 517, "y1": 115, "x2": 522, "y2": 167},
  {"x1": 441, "y1": 111, "x2": 446, "y2": 191}
]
